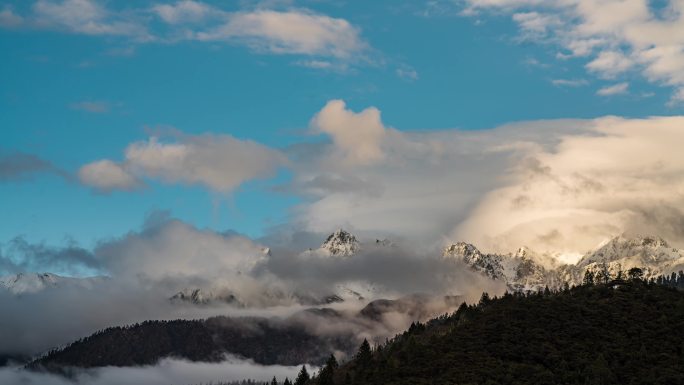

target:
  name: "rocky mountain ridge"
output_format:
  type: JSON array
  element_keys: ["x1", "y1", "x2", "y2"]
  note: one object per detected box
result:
[
  {"x1": 4, "y1": 232, "x2": 684, "y2": 300},
  {"x1": 443, "y1": 235, "x2": 684, "y2": 291}
]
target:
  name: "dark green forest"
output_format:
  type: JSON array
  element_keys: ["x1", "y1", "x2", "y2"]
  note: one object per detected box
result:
[
  {"x1": 308, "y1": 276, "x2": 684, "y2": 385},
  {"x1": 28, "y1": 316, "x2": 355, "y2": 372}
]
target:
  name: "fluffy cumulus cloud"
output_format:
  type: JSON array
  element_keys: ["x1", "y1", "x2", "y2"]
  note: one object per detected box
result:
[
  {"x1": 78, "y1": 132, "x2": 286, "y2": 193},
  {"x1": 96, "y1": 216, "x2": 268, "y2": 281},
  {"x1": 290, "y1": 101, "x2": 590, "y2": 243},
  {"x1": 309, "y1": 100, "x2": 391, "y2": 165},
  {"x1": 288, "y1": 101, "x2": 684, "y2": 259},
  {"x1": 0, "y1": 1, "x2": 368, "y2": 63},
  {"x1": 78, "y1": 159, "x2": 141, "y2": 192},
  {"x1": 462, "y1": 0, "x2": 684, "y2": 103}
]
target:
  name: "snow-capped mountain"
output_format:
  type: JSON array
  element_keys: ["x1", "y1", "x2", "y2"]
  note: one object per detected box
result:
[
  {"x1": 0, "y1": 272, "x2": 104, "y2": 295},
  {"x1": 171, "y1": 229, "x2": 381, "y2": 306},
  {"x1": 170, "y1": 288, "x2": 243, "y2": 306},
  {"x1": 317, "y1": 229, "x2": 361, "y2": 257},
  {"x1": 442, "y1": 242, "x2": 560, "y2": 291},
  {"x1": 316, "y1": 230, "x2": 384, "y2": 301},
  {"x1": 559, "y1": 235, "x2": 684, "y2": 285},
  {"x1": 444, "y1": 234, "x2": 684, "y2": 291}
]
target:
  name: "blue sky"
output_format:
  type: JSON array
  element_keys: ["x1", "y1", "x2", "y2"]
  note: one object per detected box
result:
[{"x1": 1, "y1": 0, "x2": 683, "y2": 253}]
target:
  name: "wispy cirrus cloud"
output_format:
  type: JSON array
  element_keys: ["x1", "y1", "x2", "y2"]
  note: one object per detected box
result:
[
  {"x1": 69, "y1": 100, "x2": 111, "y2": 113},
  {"x1": 551, "y1": 78, "x2": 588, "y2": 87},
  {"x1": 0, "y1": 152, "x2": 69, "y2": 182},
  {"x1": 596, "y1": 82, "x2": 629, "y2": 96}
]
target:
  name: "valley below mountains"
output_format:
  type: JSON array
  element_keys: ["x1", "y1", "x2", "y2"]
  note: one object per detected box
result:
[{"x1": 3, "y1": 230, "x2": 684, "y2": 374}]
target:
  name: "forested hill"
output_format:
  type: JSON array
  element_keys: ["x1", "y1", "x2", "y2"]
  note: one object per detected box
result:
[
  {"x1": 28, "y1": 315, "x2": 356, "y2": 372},
  {"x1": 313, "y1": 280, "x2": 684, "y2": 385}
]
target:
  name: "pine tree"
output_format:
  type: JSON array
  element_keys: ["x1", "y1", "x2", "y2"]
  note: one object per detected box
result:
[
  {"x1": 294, "y1": 365, "x2": 310, "y2": 385},
  {"x1": 319, "y1": 354, "x2": 338, "y2": 385},
  {"x1": 586, "y1": 353, "x2": 614, "y2": 385},
  {"x1": 479, "y1": 292, "x2": 491, "y2": 306},
  {"x1": 271, "y1": 376, "x2": 278, "y2": 385},
  {"x1": 356, "y1": 338, "x2": 372, "y2": 368},
  {"x1": 283, "y1": 378, "x2": 292, "y2": 385},
  {"x1": 583, "y1": 270, "x2": 595, "y2": 285}
]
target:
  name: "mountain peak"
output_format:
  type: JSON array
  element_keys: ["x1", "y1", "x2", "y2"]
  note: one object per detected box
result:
[
  {"x1": 321, "y1": 229, "x2": 360, "y2": 257},
  {"x1": 442, "y1": 242, "x2": 480, "y2": 259},
  {"x1": 623, "y1": 235, "x2": 669, "y2": 248}
]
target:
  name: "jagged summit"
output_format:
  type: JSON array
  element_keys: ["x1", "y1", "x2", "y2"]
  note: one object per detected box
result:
[
  {"x1": 320, "y1": 229, "x2": 360, "y2": 257},
  {"x1": 443, "y1": 234, "x2": 684, "y2": 291},
  {"x1": 442, "y1": 242, "x2": 479, "y2": 259}
]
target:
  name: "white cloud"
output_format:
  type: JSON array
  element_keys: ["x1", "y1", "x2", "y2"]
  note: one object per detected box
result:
[
  {"x1": 0, "y1": 357, "x2": 300, "y2": 385},
  {"x1": 69, "y1": 100, "x2": 110, "y2": 113},
  {"x1": 125, "y1": 134, "x2": 285, "y2": 192},
  {"x1": 291, "y1": 101, "x2": 684, "y2": 259},
  {"x1": 0, "y1": 358, "x2": 301, "y2": 385},
  {"x1": 31, "y1": 0, "x2": 150, "y2": 39},
  {"x1": 551, "y1": 78, "x2": 588, "y2": 87},
  {"x1": 0, "y1": 6, "x2": 23, "y2": 28},
  {"x1": 586, "y1": 50, "x2": 633, "y2": 79},
  {"x1": 512, "y1": 11, "x2": 560, "y2": 38},
  {"x1": 396, "y1": 66, "x2": 419, "y2": 81},
  {"x1": 195, "y1": 10, "x2": 366, "y2": 58},
  {"x1": 462, "y1": 0, "x2": 684, "y2": 103},
  {"x1": 596, "y1": 82, "x2": 629, "y2": 96},
  {"x1": 309, "y1": 100, "x2": 390, "y2": 165},
  {"x1": 291, "y1": 100, "x2": 589, "y2": 243},
  {"x1": 1, "y1": 2, "x2": 368, "y2": 63},
  {"x1": 152, "y1": 0, "x2": 215, "y2": 24},
  {"x1": 79, "y1": 132, "x2": 286, "y2": 193},
  {"x1": 97, "y1": 218, "x2": 268, "y2": 281},
  {"x1": 453, "y1": 116, "x2": 684, "y2": 256},
  {"x1": 78, "y1": 159, "x2": 141, "y2": 193},
  {"x1": 296, "y1": 59, "x2": 333, "y2": 69}
]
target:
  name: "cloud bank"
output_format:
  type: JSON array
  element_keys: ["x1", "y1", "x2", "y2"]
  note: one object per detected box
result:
[
  {"x1": 284, "y1": 101, "x2": 684, "y2": 260},
  {"x1": 0, "y1": 357, "x2": 301, "y2": 385}
]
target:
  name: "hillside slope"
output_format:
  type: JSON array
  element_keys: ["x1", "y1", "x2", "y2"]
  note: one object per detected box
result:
[{"x1": 323, "y1": 281, "x2": 684, "y2": 385}]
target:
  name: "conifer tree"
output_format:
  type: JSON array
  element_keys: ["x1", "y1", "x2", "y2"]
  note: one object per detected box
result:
[
  {"x1": 319, "y1": 354, "x2": 338, "y2": 385},
  {"x1": 294, "y1": 365, "x2": 310, "y2": 385},
  {"x1": 356, "y1": 338, "x2": 372, "y2": 368}
]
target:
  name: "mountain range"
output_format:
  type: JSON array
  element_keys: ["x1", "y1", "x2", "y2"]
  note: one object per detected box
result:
[
  {"x1": 3, "y1": 232, "x2": 684, "y2": 300},
  {"x1": 443, "y1": 234, "x2": 684, "y2": 292}
]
